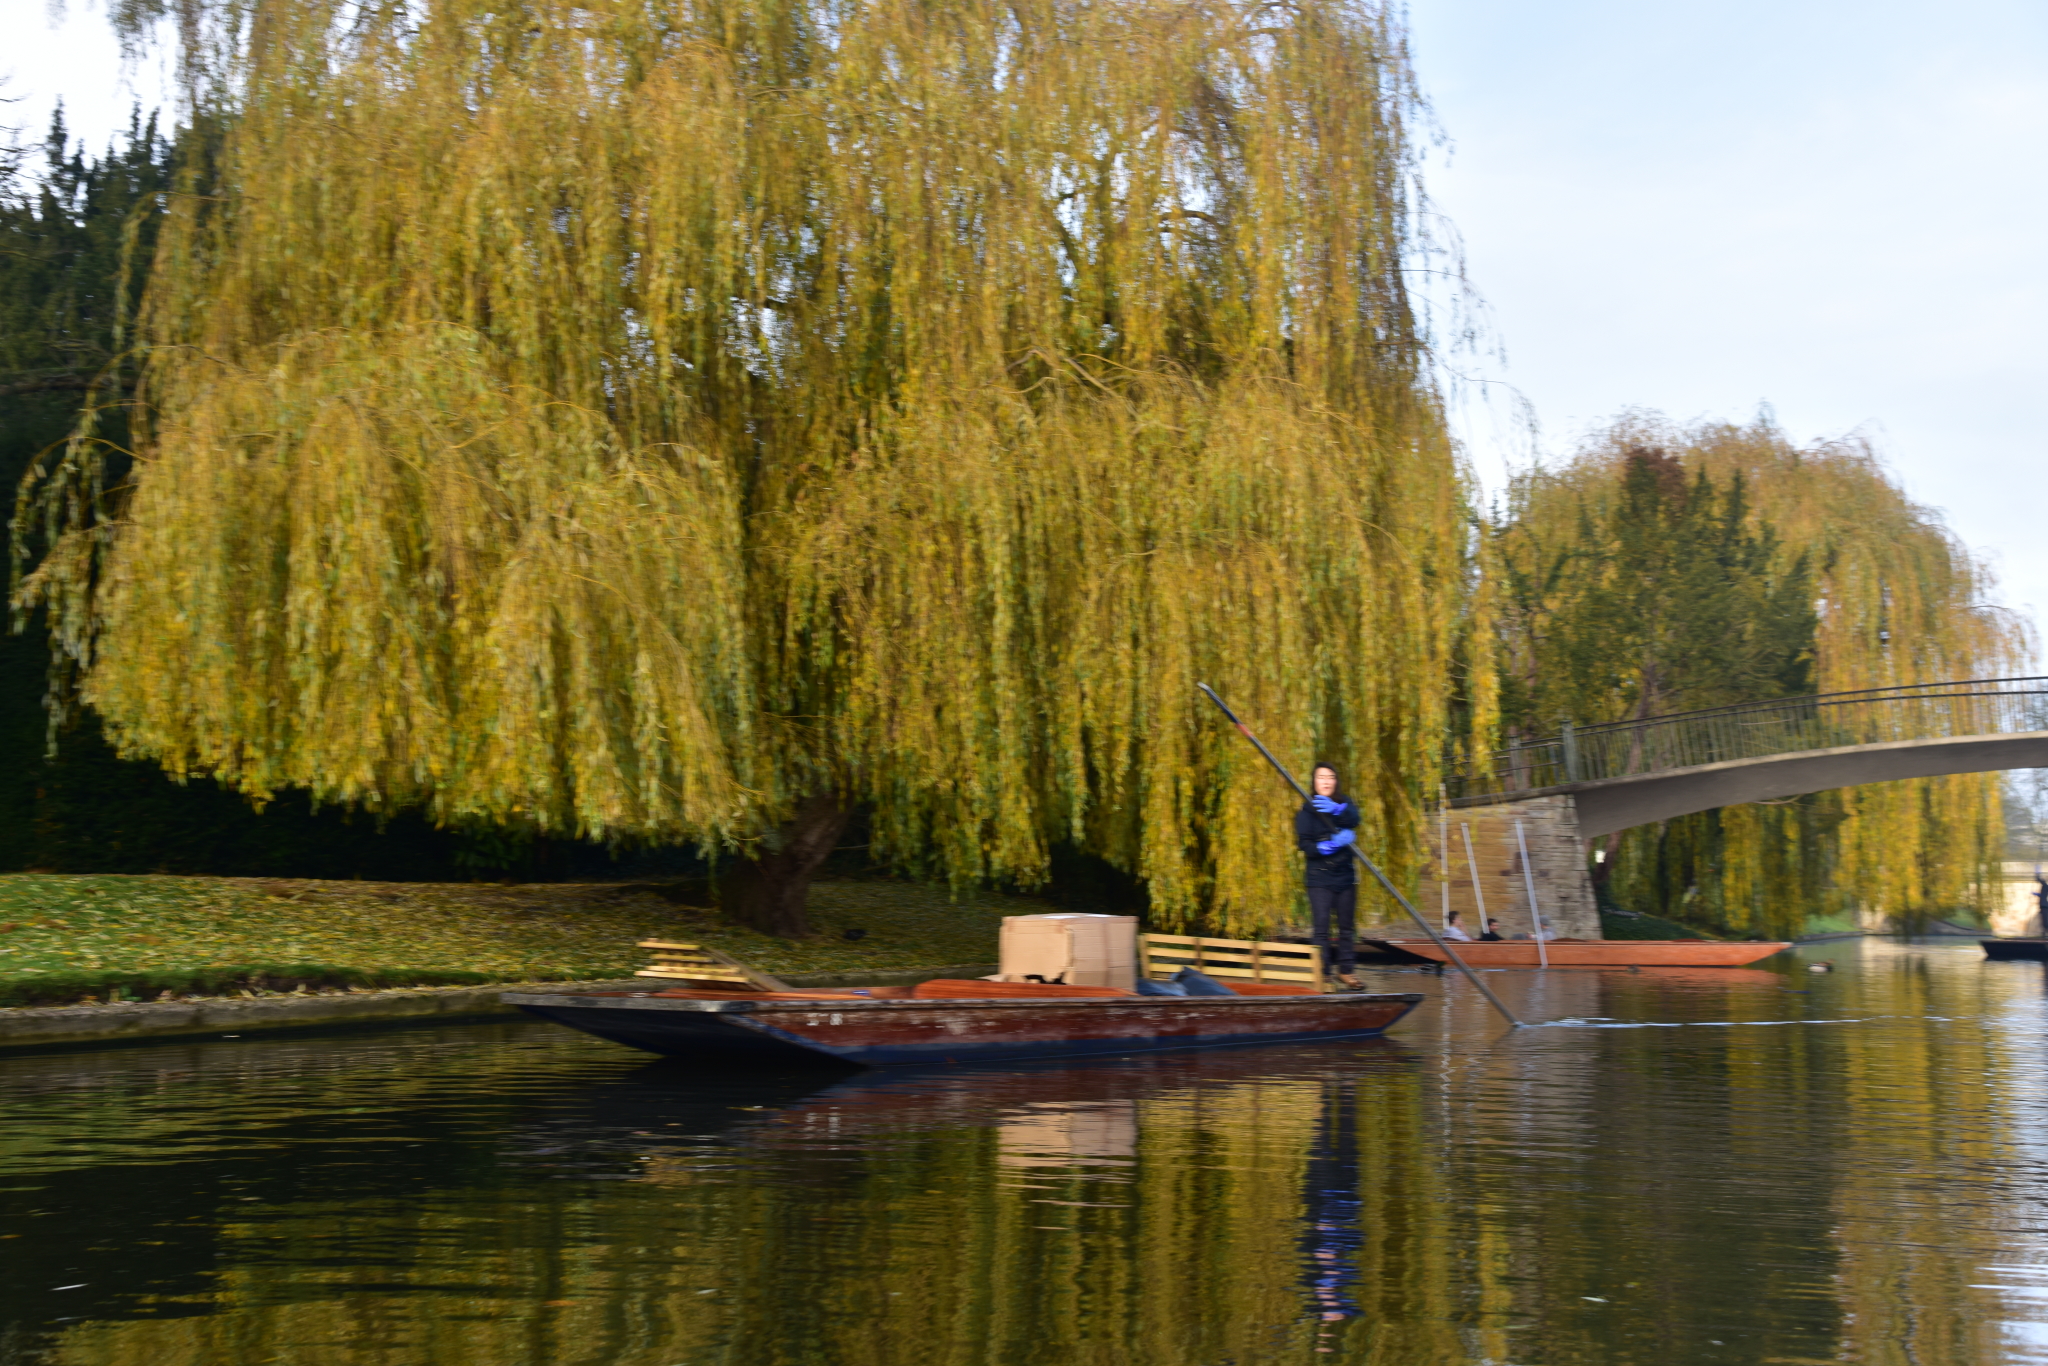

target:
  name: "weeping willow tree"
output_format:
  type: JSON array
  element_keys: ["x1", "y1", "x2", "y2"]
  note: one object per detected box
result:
[
  {"x1": 1495, "y1": 413, "x2": 2030, "y2": 935},
  {"x1": 14, "y1": 0, "x2": 1482, "y2": 935}
]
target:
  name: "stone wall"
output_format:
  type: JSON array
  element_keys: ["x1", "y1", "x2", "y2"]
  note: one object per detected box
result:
[
  {"x1": 1396, "y1": 794, "x2": 1602, "y2": 940},
  {"x1": 1989, "y1": 862, "x2": 2047, "y2": 938}
]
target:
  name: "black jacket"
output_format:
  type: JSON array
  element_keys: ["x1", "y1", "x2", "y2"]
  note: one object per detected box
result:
[{"x1": 1295, "y1": 794, "x2": 1362, "y2": 888}]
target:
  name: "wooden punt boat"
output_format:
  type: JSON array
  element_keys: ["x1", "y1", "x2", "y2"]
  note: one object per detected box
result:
[
  {"x1": 501, "y1": 981, "x2": 1426, "y2": 1068},
  {"x1": 1981, "y1": 939, "x2": 2048, "y2": 961},
  {"x1": 1362, "y1": 939, "x2": 1790, "y2": 968}
]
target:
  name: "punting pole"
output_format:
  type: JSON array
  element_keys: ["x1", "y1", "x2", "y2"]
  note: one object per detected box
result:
[
  {"x1": 2035, "y1": 855, "x2": 2044, "y2": 938},
  {"x1": 1459, "y1": 822, "x2": 1488, "y2": 939},
  {"x1": 1439, "y1": 787, "x2": 1452, "y2": 932},
  {"x1": 1195, "y1": 684, "x2": 1525, "y2": 1029},
  {"x1": 1515, "y1": 819, "x2": 1549, "y2": 969}
]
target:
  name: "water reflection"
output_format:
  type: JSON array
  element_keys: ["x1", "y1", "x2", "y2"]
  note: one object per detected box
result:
[
  {"x1": 1299, "y1": 1078, "x2": 1364, "y2": 1334},
  {"x1": 1, "y1": 941, "x2": 2044, "y2": 1364}
]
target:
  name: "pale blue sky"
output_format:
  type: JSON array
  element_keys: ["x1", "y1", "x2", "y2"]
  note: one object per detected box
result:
[
  {"x1": 1409, "y1": 0, "x2": 2048, "y2": 644},
  {"x1": 8, "y1": 0, "x2": 2048, "y2": 652}
]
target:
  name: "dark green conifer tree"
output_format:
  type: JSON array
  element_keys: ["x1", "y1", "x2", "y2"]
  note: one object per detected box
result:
[
  {"x1": 1497, "y1": 444, "x2": 1816, "y2": 740},
  {"x1": 0, "y1": 113, "x2": 500, "y2": 878},
  {"x1": 1494, "y1": 444, "x2": 1824, "y2": 937},
  {"x1": 0, "y1": 107, "x2": 170, "y2": 869}
]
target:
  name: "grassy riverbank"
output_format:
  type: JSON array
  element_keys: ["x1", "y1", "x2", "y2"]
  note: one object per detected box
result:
[{"x1": 0, "y1": 874, "x2": 1030, "y2": 1006}]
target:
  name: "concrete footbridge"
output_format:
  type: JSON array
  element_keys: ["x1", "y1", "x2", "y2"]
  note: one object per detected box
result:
[
  {"x1": 1452, "y1": 677, "x2": 2048, "y2": 835},
  {"x1": 1419, "y1": 678, "x2": 2048, "y2": 940}
]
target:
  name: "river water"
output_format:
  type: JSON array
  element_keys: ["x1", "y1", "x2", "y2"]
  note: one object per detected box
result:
[{"x1": 3, "y1": 937, "x2": 2044, "y2": 1366}]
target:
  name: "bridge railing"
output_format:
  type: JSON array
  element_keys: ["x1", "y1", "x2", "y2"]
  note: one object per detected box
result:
[{"x1": 1451, "y1": 677, "x2": 2048, "y2": 803}]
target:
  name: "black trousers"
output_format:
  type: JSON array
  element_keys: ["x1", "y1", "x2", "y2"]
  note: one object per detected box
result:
[{"x1": 1306, "y1": 884, "x2": 1357, "y2": 974}]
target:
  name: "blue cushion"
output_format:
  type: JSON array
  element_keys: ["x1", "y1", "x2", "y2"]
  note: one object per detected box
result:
[
  {"x1": 1135, "y1": 977, "x2": 1187, "y2": 996},
  {"x1": 1173, "y1": 967, "x2": 1238, "y2": 997}
]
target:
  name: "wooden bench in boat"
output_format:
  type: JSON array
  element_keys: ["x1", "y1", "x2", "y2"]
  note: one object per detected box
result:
[
  {"x1": 1138, "y1": 933, "x2": 1325, "y2": 991},
  {"x1": 635, "y1": 940, "x2": 793, "y2": 991}
]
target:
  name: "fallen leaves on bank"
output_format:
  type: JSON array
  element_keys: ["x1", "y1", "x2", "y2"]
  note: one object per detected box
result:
[{"x1": 0, "y1": 874, "x2": 1025, "y2": 998}]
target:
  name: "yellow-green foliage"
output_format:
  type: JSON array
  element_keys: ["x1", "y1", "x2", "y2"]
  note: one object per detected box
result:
[
  {"x1": 16, "y1": 0, "x2": 1474, "y2": 932},
  {"x1": 1499, "y1": 413, "x2": 2030, "y2": 932}
]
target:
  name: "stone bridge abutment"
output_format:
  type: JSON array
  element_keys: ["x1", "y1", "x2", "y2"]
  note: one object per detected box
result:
[
  {"x1": 1415, "y1": 718, "x2": 2048, "y2": 941},
  {"x1": 1408, "y1": 794, "x2": 1600, "y2": 941}
]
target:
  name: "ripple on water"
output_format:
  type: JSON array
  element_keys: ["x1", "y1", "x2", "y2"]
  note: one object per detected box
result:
[{"x1": 1, "y1": 939, "x2": 2045, "y2": 1365}]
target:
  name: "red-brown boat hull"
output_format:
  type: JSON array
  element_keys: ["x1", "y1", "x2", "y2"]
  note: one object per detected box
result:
[
  {"x1": 1365, "y1": 939, "x2": 1790, "y2": 968},
  {"x1": 501, "y1": 990, "x2": 1425, "y2": 1067}
]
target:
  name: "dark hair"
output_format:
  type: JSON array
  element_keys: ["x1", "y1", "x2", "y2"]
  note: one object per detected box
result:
[{"x1": 1311, "y1": 762, "x2": 1339, "y2": 777}]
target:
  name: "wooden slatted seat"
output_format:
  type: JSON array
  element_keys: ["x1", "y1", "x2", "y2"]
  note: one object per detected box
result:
[
  {"x1": 636, "y1": 940, "x2": 793, "y2": 991},
  {"x1": 1138, "y1": 933, "x2": 1325, "y2": 991}
]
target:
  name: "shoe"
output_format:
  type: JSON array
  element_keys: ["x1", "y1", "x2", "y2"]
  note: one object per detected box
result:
[{"x1": 1338, "y1": 973, "x2": 1363, "y2": 991}]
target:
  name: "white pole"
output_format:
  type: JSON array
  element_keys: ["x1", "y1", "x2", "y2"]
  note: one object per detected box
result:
[
  {"x1": 1460, "y1": 822, "x2": 1489, "y2": 945},
  {"x1": 1516, "y1": 819, "x2": 1549, "y2": 969},
  {"x1": 1440, "y1": 787, "x2": 1452, "y2": 932}
]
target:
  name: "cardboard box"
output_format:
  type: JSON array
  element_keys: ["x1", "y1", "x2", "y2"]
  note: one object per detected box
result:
[{"x1": 998, "y1": 914, "x2": 1138, "y2": 990}]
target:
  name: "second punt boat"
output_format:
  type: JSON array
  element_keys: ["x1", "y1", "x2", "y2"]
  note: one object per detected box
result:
[
  {"x1": 503, "y1": 982, "x2": 1425, "y2": 1067},
  {"x1": 1364, "y1": 939, "x2": 1791, "y2": 968}
]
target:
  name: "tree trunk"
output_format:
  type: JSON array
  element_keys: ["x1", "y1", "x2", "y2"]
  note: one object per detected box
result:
[{"x1": 720, "y1": 793, "x2": 851, "y2": 938}]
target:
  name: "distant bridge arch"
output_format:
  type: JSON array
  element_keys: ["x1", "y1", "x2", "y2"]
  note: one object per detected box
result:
[{"x1": 1452, "y1": 678, "x2": 2048, "y2": 838}]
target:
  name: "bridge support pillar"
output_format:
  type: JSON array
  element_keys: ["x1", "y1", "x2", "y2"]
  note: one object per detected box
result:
[{"x1": 1410, "y1": 794, "x2": 1602, "y2": 941}]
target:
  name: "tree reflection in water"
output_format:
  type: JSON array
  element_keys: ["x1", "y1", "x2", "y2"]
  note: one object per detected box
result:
[{"x1": 4, "y1": 943, "x2": 2047, "y2": 1365}]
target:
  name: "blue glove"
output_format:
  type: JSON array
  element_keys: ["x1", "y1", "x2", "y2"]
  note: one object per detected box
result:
[
  {"x1": 1311, "y1": 795, "x2": 1347, "y2": 815},
  {"x1": 1314, "y1": 827, "x2": 1357, "y2": 856}
]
